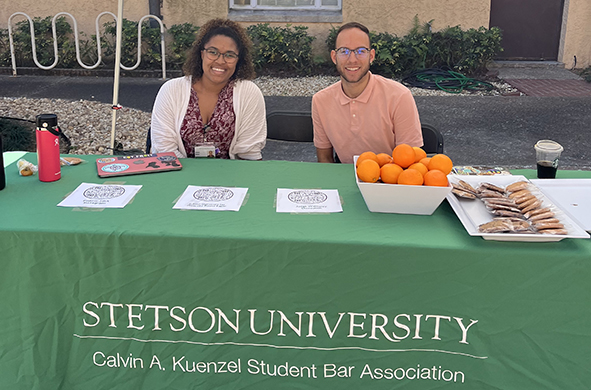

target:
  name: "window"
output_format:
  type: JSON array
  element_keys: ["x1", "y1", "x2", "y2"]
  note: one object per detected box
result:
[
  {"x1": 229, "y1": 0, "x2": 341, "y2": 23},
  {"x1": 230, "y1": 0, "x2": 340, "y2": 10}
]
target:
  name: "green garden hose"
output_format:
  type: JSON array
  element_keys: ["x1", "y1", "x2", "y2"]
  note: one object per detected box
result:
[{"x1": 402, "y1": 68, "x2": 494, "y2": 94}]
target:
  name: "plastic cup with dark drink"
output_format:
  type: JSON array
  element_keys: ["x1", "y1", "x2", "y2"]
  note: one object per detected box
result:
[{"x1": 534, "y1": 140, "x2": 563, "y2": 179}]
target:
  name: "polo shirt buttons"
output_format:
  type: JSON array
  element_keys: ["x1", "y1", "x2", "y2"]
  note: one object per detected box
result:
[{"x1": 351, "y1": 100, "x2": 358, "y2": 126}]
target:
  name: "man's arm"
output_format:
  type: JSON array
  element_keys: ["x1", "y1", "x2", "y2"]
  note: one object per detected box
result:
[
  {"x1": 312, "y1": 93, "x2": 336, "y2": 163},
  {"x1": 391, "y1": 88, "x2": 423, "y2": 147},
  {"x1": 316, "y1": 147, "x2": 335, "y2": 163}
]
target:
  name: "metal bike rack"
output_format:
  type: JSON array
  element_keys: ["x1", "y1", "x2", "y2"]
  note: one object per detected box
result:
[{"x1": 7, "y1": 11, "x2": 167, "y2": 79}]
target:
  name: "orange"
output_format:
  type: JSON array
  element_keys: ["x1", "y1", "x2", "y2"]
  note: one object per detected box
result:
[
  {"x1": 413, "y1": 147, "x2": 427, "y2": 163},
  {"x1": 376, "y1": 153, "x2": 393, "y2": 167},
  {"x1": 408, "y1": 162, "x2": 428, "y2": 177},
  {"x1": 356, "y1": 159, "x2": 381, "y2": 183},
  {"x1": 424, "y1": 170, "x2": 449, "y2": 187},
  {"x1": 356, "y1": 151, "x2": 379, "y2": 167},
  {"x1": 380, "y1": 163, "x2": 403, "y2": 184},
  {"x1": 419, "y1": 157, "x2": 431, "y2": 169},
  {"x1": 397, "y1": 168, "x2": 424, "y2": 186},
  {"x1": 429, "y1": 154, "x2": 453, "y2": 175},
  {"x1": 392, "y1": 144, "x2": 415, "y2": 168}
]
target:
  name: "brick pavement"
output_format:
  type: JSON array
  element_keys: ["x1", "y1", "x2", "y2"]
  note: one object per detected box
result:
[{"x1": 506, "y1": 79, "x2": 591, "y2": 97}]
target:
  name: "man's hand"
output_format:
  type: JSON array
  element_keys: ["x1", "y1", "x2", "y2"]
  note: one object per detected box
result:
[{"x1": 316, "y1": 147, "x2": 335, "y2": 163}]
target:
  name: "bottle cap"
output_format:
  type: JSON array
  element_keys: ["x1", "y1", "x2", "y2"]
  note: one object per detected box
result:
[{"x1": 36, "y1": 113, "x2": 58, "y2": 128}]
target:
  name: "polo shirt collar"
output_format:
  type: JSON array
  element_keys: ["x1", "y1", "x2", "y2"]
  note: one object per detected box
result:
[{"x1": 338, "y1": 71, "x2": 375, "y2": 105}]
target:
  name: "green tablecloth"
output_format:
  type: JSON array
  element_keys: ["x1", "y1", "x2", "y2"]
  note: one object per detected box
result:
[{"x1": 1, "y1": 153, "x2": 591, "y2": 389}]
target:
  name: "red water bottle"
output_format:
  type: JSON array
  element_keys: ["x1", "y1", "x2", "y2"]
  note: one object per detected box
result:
[{"x1": 36, "y1": 114, "x2": 61, "y2": 182}]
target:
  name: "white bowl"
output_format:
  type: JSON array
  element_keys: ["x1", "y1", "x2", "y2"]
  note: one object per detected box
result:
[{"x1": 354, "y1": 156, "x2": 452, "y2": 215}]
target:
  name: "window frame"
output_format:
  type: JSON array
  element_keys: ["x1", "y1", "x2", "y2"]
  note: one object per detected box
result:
[{"x1": 229, "y1": 0, "x2": 341, "y2": 11}]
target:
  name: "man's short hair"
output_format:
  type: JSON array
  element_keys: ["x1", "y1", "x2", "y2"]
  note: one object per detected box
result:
[{"x1": 335, "y1": 22, "x2": 371, "y2": 47}]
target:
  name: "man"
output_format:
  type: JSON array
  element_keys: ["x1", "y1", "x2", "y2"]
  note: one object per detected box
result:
[{"x1": 312, "y1": 22, "x2": 423, "y2": 163}]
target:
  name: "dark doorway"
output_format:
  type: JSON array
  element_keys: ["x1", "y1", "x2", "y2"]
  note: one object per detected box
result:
[{"x1": 489, "y1": 0, "x2": 565, "y2": 60}]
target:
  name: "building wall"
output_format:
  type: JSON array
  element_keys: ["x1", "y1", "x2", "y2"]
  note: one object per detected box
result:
[
  {"x1": 343, "y1": 0, "x2": 490, "y2": 36},
  {"x1": 2, "y1": 0, "x2": 590, "y2": 68},
  {"x1": 2, "y1": 0, "x2": 148, "y2": 35},
  {"x1": 560, "y1": 0, "x2": 591, "y2": 69},
  {"x1": 161, "y1": 0, "x2": 226, "y2": 28}
]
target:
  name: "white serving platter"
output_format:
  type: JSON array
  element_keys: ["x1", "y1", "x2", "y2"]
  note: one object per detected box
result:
[
  {"x1": 531, "y1": 179, "x2": 591, "y2": 232},
  {"x1": 446, "y1": 175, "x2": 590, "y2": 242}
]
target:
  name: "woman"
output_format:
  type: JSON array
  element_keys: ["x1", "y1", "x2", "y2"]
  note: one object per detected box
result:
[{"x1": 151, "y1": 19, "x2": 266, "y2": 160}]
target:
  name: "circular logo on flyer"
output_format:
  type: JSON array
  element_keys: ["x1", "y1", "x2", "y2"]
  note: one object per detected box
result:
[
  {"x1": 97, "y1": 158, "x2": 116, "y2": 164},
  {"x1": 287, "y1": 190, "x2": 328, "y2": 204},
  {"x1": 158, "y1": 155, "x2": 177, "y2": 162},
  {"x1": 83, "y1": 185, "x2": 126, "y2": 199},
  {"x1": 193, "y1": 188, "x2": 234, "y2": 202},
  {"x1": 101, "y1": 163, "x2": 130, "y2": 174}
]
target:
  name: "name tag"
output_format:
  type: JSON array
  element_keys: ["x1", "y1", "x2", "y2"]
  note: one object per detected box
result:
[{"x1": 194, "y1": 143, "x2": 218, "y2": 158}]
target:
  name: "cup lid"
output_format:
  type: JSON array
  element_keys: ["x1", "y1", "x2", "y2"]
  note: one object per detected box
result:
[{"x1": 534, "y1": 139, "x2": 563, "y2": 153}]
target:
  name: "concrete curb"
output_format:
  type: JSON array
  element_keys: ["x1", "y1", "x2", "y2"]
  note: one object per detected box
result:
[{"x1": 0, "y1": 67, "x2": 181, "y2": 78}]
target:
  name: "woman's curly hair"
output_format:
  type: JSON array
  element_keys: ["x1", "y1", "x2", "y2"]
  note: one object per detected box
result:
[{"x1": 183, "y1": 19, "x2": 256, "y2": 81}]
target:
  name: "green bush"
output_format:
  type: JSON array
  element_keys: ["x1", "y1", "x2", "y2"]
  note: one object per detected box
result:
[
  {"x1": 0, "y1": 118, "x2": 35, "y2": 152},
  {"x1": 101, "y1": 18, "x2": 163, "y2": 69},
  {"x1": 167, "y1": 23, "x2": 199, "y2": 69},
  {"x1": 6, "y1": 16, "x2": 79, "y2": 68},
  {"x1": 2, "y1": 17, "x2": 501, "y2": 77},
  {"x1": 0, "y1": 17, "x2": 100, "y2": 68},
  {"x1": 0, "y1": 29, "x2": 10, "y2": 67},
  {"x1": 396, "y1": 17, "x2": 434, "y2": 74},
  {"x1": 247, "y1": 23, "x2": 315, "y2": 74},
  {"x1": 326, "y1": 18, "x2": 502, "y2": 77},
  {"x1": 326, "y1": 27, "x2": 403, "y2": 77},
  {"x1": 581, "y1": 67, "x2": 591, "y2": 83},
  {"x1": 427, "y1": 26, "x2": 503, "y2": 75}
]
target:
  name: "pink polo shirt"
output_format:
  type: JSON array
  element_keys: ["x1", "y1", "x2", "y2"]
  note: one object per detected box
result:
[{"x1": 312, "y1": 72, "x2": 423, "y2": 164}]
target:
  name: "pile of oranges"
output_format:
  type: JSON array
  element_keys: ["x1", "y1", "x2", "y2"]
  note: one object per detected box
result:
[{"x1": 356, "y1": 144, "x2": 452, "y2": 187}]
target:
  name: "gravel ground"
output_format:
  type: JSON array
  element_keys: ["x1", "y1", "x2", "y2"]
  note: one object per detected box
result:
[
  {"x1": 255, "y1": 76, "x2": 519, "y2": 97},
  {"x1": 1, "y1": 76, "x2": 519, "y2": 155}
]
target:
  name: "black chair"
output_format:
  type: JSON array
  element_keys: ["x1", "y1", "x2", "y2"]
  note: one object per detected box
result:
[
  {"x1": 337, "y1": 124, "x2": 444, "y2": 162},
  {"x1": 265, "y1": 111, "x2": 444, "y2": 161},
  {"x1": 265, "y1": 110, "x2": 313, "y2": 142},
  {"x1": 421, "y1": 124, "x2": 444, "y2": 155},
  {"x1": 146, "y1": 127, "x2": 152, "y2": 153}
]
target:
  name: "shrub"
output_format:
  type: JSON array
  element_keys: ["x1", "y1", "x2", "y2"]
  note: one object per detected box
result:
[
  {"x1": 326, "y1": 18, "x2": 502, "y2": 77},
  {"x1": 370, "y1": 32, "x2": 404, "y2": 77},
  {"x1": 0, "y1": 118, "x2": 35, "y2": 152},
  {"x1": 247, "y1": 23, "x2": 315, "y2": 74},
  {"x1": 326, "y1": 27, "x2": 403, "y2": 77},
  {"x1": 167, "y1": 23, "x2": 199, "y2": 69},
  {"x1": 7, "y1": 16, "x2": 79, "y2": 68},
  {"x1": 427, "y1": 25, "x2": 503, "y2": 75},
  {"x1": 0, "y1": 28, "x2": 10, "y2": 67},
  {"x1": 101, "y1": 18, "x2": 163, "y2": 69},
  {"x1": 396, "y1": 17, "x2": 434, "y2": 74},
  {"x1": 1, "y1": 17, "x2": 103, "y2": 69},
  {"x1": 2, "y1": 17, "x2": 501, "y2": 77}
]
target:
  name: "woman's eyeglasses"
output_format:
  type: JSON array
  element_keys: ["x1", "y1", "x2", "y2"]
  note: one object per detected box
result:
[
  {"x1": 202, "y1": 47, "x2": 239, "y2": 64},
  {"x1": 335, "y1": 47, "x2": 370, "y2": 59}
]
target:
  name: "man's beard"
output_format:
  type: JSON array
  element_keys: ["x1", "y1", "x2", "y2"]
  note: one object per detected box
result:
[{"x1": 337, "y1": 62, "x2": 370, "y2": 84}]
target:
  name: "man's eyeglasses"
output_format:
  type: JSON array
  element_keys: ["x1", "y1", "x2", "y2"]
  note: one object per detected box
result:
[
  {"x1": 335, "y1": 47, "x2": 370, "y2": 59},
  {"x1": 202, "y1": 47, "x2": 239, "y2": 63}
]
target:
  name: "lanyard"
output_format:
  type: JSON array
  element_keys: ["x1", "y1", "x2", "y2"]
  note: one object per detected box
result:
[{"x1": 202, "y1": 124, "x2": 211, "y2": 142}]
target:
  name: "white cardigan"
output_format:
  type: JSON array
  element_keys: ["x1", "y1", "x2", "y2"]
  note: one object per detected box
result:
[{"x1": 150, "y1": 76, "x2": 267, "y2": 160}]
